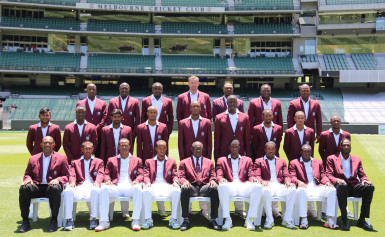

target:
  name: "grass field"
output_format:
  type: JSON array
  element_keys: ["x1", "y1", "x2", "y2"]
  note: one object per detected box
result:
[{"x1": 0, "y1": 132, "x2": 384, "y2": 236}]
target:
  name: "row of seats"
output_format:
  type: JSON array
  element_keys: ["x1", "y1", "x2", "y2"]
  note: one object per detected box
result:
[
  {"x1": 234, "y1": 23, "x2": 293, "y2": 34},
  {"x1": 162, "y1": 0, "x2": 226, "y2": 7},
  {"x1": 87, "y1": 54, "x2": 156, "y2": 73},
  {"x1": 0, "y1": 16, "x2": 80, "y2": 31},
  {"x1": 161, "y1": 55, "x2": 229, "y2": 74},
  {"x1": 351, "y1": 54, "x2": 377, "y2": 70},
  {"x1": 324, "y1": 54, "x2": 351, "y2": 71},
  {"x1": 234, "y1": 0, "x2": 294, "y2": 10},
  {"x1": 8, "y1": 0, "x2": 78, "y2": 6},
  {"x1": 299, "y1": 55, "x2": 319, "y2": 63},
  {"x1": 87, "y1": 20, "x2": 155, "y2": 33},
  {"x1": 162, "y1": 22, "x2": 227, "y2": 34},
  {"x1": 326, "y1": 0, "x2": 385, "y2": 5},
  {"x1": 87, "y1": 0, "x2": 155, "y2": 5},
  {"x1": 234, "y1": 56, "x2": 295, "y2": 74}
]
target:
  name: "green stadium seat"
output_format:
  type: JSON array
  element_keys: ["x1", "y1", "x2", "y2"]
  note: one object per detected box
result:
[
  {"x1": 87, "y1": 20, "x2": 155, "y2": 33},
  {"x1": 162, "y1": 55, "x2": 229, "y2": 74},
  {"x1": 8, "y1": 0, "x2": 79, "y2": 6},
  {"x1": 234, "y1": 23, "x2": 293, "y2": 34},
  {"x1": 234, "y1": 0, "x2": 294, "y2": 10},
  {"x1": 162, "y1": 22, "x2": 227, "y2": 34},
  {"x1": 351, "y1": 54, "x2": 377, "y2": 70},
  {"x1": 87, "y1": 54, "x2": 155, "y2": 73},
  {"x1": 0, "y1": 16, "x2": 80, "y2": 31},
  {"x1": 234, "y1": 56, "x2": 295, "y2": 74}
]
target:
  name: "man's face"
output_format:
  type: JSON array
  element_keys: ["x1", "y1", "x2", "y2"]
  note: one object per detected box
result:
[
  {"x1": 227, "y1": 98, "x2": 237, "y2": 111},
  {"x1": 260, "y1": 85, "x2": 271, "y2": 100},
  {"x1": 188, "y1": 78, "x2": 199, "y2": 91},
  {"x1": 341, "y1": 140, "x2": 351, "y2": 155},
  {"x1": 119, "y1": 84, "x2": 130, "y2": 98},
  {"x1": 76, "y1": 107, "x2": 86, "y2": 121},
  {"x1": 264, "y1": 144, "x2": 276, "y2": 159},
  {"x1": 87, "y1": 84, "x2": 97, "y2": 98},
  {"x1": 191, "y1": 143, "x2": 203, "y2": 158},
  {"x1": 118, "y1": 140, "x2": 130, "y2": 155},
  {"x1": 223, "y1": 84, "x2": 233, "y2": 97},
  {"x1": 38, "y1": 112, "x2": 51, "y2": 124},
  {"x1": 300, "y1": 86, "x2": 310, "y2": 100},
  {"x1": 263, "y1": 111, "x2": 273, "y2": 124},
  {"x1": 152, "y1": 85, "x2": 163, "y2": 98},
  {"x1": 301, "y1": 146, "x2": 312, "y2": 161},
  {"x1": 81, "y1": 143, "x2": 94, "y2": 158},
  {"x1": 229, "y1": 142, "x2": 240, "y2": 156},
  {"x1": 41, "y1": 137, "x2": 55, "y2": 154},
  {"x1": 112, "y1": 114, "x2": 122, "y2": 125},
  {"x1": 294, "y1": 113, "x2": 306, "y2": 126},
  {"x1": 147, "y1": 108, "x2": 158, "y2": 120},
  {"x1": 155, "y1": 143, "x2": 167, "y2": 157},
  {"x1": 330, "y1": 116, "x2": 341, "y2": 129},
  {"x1": 190, "y1": 102, "x2": 201, "y2": 116}
]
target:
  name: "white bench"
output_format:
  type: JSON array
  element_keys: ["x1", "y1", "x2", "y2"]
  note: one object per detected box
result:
[{"x1": 31, "y1": 197, "x2": 63, "y2": 227}]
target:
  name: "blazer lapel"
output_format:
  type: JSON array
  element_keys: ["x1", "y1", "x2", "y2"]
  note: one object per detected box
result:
[
  {"x1": 39, "y1": 154, "x2": 43, "y2": 182},
  {"x1": 264, "y1": 159, "x2": 271, "y2": 180},
  {"x1": 294, "y1": 130, "x2": 302, "y2": 146},
  {"x1": 188, "y1": 119, "x2": 196, "y2": 139},
  {"x1": 226, "y1": 114, "x2": 235, "y2": 135},
  {"x1": 350, "y1": 156, "x2": 355, "y2": 178},
  {"x1": 48, "y1": 153, "x2": 56, "y2": 175},
  {"x1": 160, "y1": 99, "x2": 167, "y2": 116},
  {"x1": 89, "y1": 159, "x2": 95, "y2": 176},
  {"x1": 189, "y1": 158, "x2": 198, "y2": 178},
  {"x1": 299, "y1": 98, "x2": 305, "y2": 115},
  {"x1": 81, "y1": 159, "x2": 85, "y2": 179},
  {"x1": 275, "y1": 159, "x2": 280, "y2": 179},
  {"x1": 262, "y1": 126, "x2": 269, "y2": 142},
  {"x1": 128, "y1": 157, "x2": 135, "y2": 180},
  {"x1": 117, "y1": 157, "x2": 121, "y2": 180},
  {"x1": 238, "y1": 157, "x2": 243, "y2": 177},
  {"x1": 85, "y1": 99, "x2": 92, "y2": 117},
  {"x1": 222, "y1": 96, "x2": 227, "y2": 110},
  {"x1": 300, "y1": 161, "x2": 308, "y2": 182},
  {"x1": 163, "y1": 159, "x2": 167, "y2": 180},
  {"x1": 226, "y1": 157, "x2": 233, "y2": 180},
  {"x1": 312, "y1": 160, "x2": 318, "y2": 181}
]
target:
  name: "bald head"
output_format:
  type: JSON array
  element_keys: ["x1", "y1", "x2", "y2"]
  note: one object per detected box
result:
[
  {"x1": 119, "y1": 82, "x2": 130, "y2": 98},
  {"x1": 190, "y1": 101, "x2": 201, "y2": 117},
  {"x1": 86, "y1": 83, "x2": 97, "y2": 100},
  {"x1": 300, "y1": 84, "x2": 310, "y2": 101},
  {"x1": 223, "y1": 83, "x2": 234, "y2": 98},
  {"x1": 147, "y1": 106, "x2": 158, "y2": 121},
  {"x1": 227, "y1": 95, "x2": 238, "y2": 114}
]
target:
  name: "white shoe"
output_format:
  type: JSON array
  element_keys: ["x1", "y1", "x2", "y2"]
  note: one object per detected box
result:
[
  {"x1": 300, "y1": 217, "x2": 308, "y2": 229},
  {"x1": 169, "y1": 218, "x2": 180, "y2": 229},
  {"x1": 282, "y1": 220, "x2": 295, "y2": 229},
  {"x1": 131, "y1": 219, "x2": 141, "y2": 231},
  {"x1": 264, "y1": 221, "x2": 274, "y2": 229},
  {"x1": 222, "y1": 217, "x2": 232, "y2": 230},
  {"x1": 122, "y1": 211, "x2": 130, "y2": 219},
  {"x1": 244, "y1": 218, "x2": 255, "y2": 231},
  {"x1": 141, "y1": 219, "x2": 153, "y2": 229},
  {"x1": 95, "y1": 221, "x2": 110, "y2": 232}
]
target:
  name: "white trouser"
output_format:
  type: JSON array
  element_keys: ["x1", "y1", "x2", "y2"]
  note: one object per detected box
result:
[
  {"x1": 218, "y1": 181, "x2": 262, "y2": 219},
  {"x1": 297, "y1": 183, "x2": 336, "y2": 218},
  {"x1": 262, "y1": 182, "x2": 296, "y2": 224},
  {"x1": 143, "y1": 183, "x2": 181, "y2": 220},
  {"x1": 99, "y1": 183, "x2": 142, "y2": 222},
  {"x1": 63, "y1": 183, "x2": 100, "y2": 220}
]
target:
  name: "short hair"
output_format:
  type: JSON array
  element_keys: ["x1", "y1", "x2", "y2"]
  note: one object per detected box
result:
[
  {"x1": 340, "y1": 138, "x2": 351, "y2": 147},
  {"x1": 76, "y1": 105, "x2": 86, "y2": 111},
  {"x1": 41, "y1": 136, "x2": 55, "y2": 144},
  {"x1": 156, "y1": 140, "x2": 167, "y2": 147},
  {"x1": 111, "y1": 109, "x2": 122, "y2": 116},
  {"x1": 152, "y1": 82, "x2": 163, "y2": 88},
  {"x1": 227, "y1": 95, "x2": 237, "y2": 101},
  {"x1": 118, "y1": 138, "x2": 131, "y2": 146},
  {"x1": 39, "y1": 107, "x2": 50, "y2": 115},
  {"x1": 265, "y1": 141, "x2": 276, "y2": 149},
  {"x1": 301, "y1": 144, "x2": 312, "y2": 151},
  {"x1": 300, "y1": 84, "x2": 310, "y2": 91},
  {"x1": 229, "y1": 138, "x2": 240, "y2": 147},
  {"x1": 260, "y1": 84, "x2": 271, "y2": 90},
  {"x1": 262, "y1": 109, "x2": 273, "y2": 116},
  {"x1": 188, "y1": 75, "x2": 199, "y2": 82},
  {"x1": 81, "y1": 141, "x2": 94, "y2": 148},
  {"x1": 295, "y1": 111, "x2": 305, "y2": 117}
]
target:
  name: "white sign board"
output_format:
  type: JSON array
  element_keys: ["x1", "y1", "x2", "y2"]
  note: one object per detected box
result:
[{"x1": 379, "y1": 125, "x2": 385, "y2": 135}]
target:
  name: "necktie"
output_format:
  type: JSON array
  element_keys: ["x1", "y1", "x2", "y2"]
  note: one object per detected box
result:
[{"x1": 195, "y1": 158, "x2": 201, "y2": 174}]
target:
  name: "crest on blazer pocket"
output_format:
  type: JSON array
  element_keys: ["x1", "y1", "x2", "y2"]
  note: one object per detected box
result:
[
  {"x1": 129, "y1": 111, "x2": 132, "y2": 115},
  {"x1": 97, "y1": 112, "x2": 101, "y2": 115},
  {"x1": 306, "y1": 141, "x2": 309, "y2": 145},
  {"x1": 134, "y1": 170, "x2": 137, "y2": 174},
  {"x1": 206, "y1": 171, "x2": 209, "y2": 176},
  {"x1": 164, "y1": 111, "x2": 167, "y2": 114},
  {"x1": 168, "y1": 171, "x2": 171, "y2": 175},
  {"x1": 54, "y1": 171, "x2": 57, "y2": 175},
  {"x1": 201, "y1": 132, "x2": 204, "y2": 136},
  {"x1": 86, "y1": 136, "x2": 90, "y2": 141},
  {"x1": 158, "y1": 135, "x2": 161, "y2": 139},
  {"x1": 312, "y1": 112, "x2": 315, "y2": 116},
  {"x1": 274, "y1": 112, "x2": 277, "y2": 115},
  {"x1": 240, "y1": 127, "x2": 243, "y2": 131},
  {"x1": 274, "y1": 138, "x2": 276, "y2": 142},
  {"x1": 244, "y1": 171, "x2": 246, "y2": 174},
  {"x1": 94, "y1": 171, "x2": 97, "y2": 176},
  {"x1": 204, "y1": 105, "x2": 206, "y2": 109}
]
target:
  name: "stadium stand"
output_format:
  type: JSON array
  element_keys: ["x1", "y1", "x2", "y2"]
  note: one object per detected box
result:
[
  {"x1": 323, "y1": 54, "x2": 351, "y2": 71},
  {"x1": 234, "y1": 0, "x2": 294, "y2": 10},
  {"x1": 8, "y1": 0, "x2": 79, "y2": 6},
  {"x1": 162, "y1": 0, "x2": 227, "y2": 7},
  {"x1": 87, "y1": 54, "x2": 156, "y2": 73},
  {"x1": 234, "y1": 56, "x2": 296, "y2": 74},
  {"x1": 234, "y1": 23, "x2": 293, "y2": 34},
  {"x1": 87, "y1": 20, "x2": 155, "y2": 33},
  {"x1": 87, "y1": 0, "x2": 155, "y2": 5},
  {"x1": 299, "y1": 55, "x2": 319, "y2": 63},
  {"x1": 0, "y1": 16, "x2": 80, "y2": 31},
  {"x1": 162, "y1": 55, "x2": 229, "y2": 74},
  {"x1": 326, "y1": 0, "x2": 385, "y2": 5},
  {"x1": 351, "y1": 54, "x2": 378, "y2": 70},
  {"x1": 162, "y1": 22, "x2": 227, "y2": 34}
]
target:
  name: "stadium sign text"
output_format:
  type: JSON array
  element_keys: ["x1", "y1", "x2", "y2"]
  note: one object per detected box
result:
[{"x1": 76, "y1": 3, "x2": 225, "y2": 13}]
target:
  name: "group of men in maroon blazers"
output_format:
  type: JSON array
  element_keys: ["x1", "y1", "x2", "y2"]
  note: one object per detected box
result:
[{"x1": 19, "y1": 76, "x2": 374, "y2": 233}]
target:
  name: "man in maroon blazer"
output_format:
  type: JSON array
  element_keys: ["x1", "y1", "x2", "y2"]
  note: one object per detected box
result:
[
  {"x1": 100, "y1": 109, "x2": 132, "y2": 163},
  {"x1": 289, "y1": 144, "x2": 337, "y2": 229},
  {"x1": 176, "y1": 75, "x2": 212, "y2": 122},
  {"x1": 319, "y1": 115, "x2": 351, "y2": 169},
  {"x1": 136, "y1": 106, "x2": 169, "y2": 163},
  {"x1": 26, "y1": 107, "x2": 61, "y2": 155},
  {"x1": 63, "y1": 105, "x2": 98, "y2": 162},
  {"x1": 254, "y1": 142, "x2": 296, "y2": 229},
  {"x1": 216, "y1": 139, "x2": 262, "y2": 231},
  {"x1": 214, "y1": 95, "x2": 250, "y2": 162},
  {"x1": 179, "y1": 141, "x2": 221, "y2": 231},
  {"x1": 142, "y1": 140, "x2": 181, "y2": 229},
  {"x1": 178, "y1": 101, "x2": 212, "y2": 160},
  {"x1": 18, "y1": 136, "x2": 69, "y2": 233},
  {"x1": 106, "y1": 82, "x2": 140, "y2": 144},
  {"x1": 141, "y1": 82, "x2": 174, "y2": 136},
  {"x1": 326, "y1": 138, "x2": 374, "y2": 231},
  {"x1": 96, "y1": 138, "x2": 144, "y2": 232},
  {"x1": 251, "y1": 109, "x2": 283, "y2": 160},
  {"x1": 212, "y1": 83, "x2": 244, "y2": 121},
  {"x1": 283, "y1": 111, "x2": 315, "y2": 162},
  {"x1": 63, "y1": 141, "x2": 104, "y2": 231},
  {"x1": 76, "y1": 83, "x2": 107, "y2": 157},
  {"x1": 248, "y1": 84, "x2": 283, "y2": 128},
  {"x1": 287, "y1": 84, "x2": 322, "y2": 141}
]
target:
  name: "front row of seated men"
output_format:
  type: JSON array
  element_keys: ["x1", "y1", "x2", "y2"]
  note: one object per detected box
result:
[{"x1": 18, "y1": 136, "x2": 374, "y2": 233}]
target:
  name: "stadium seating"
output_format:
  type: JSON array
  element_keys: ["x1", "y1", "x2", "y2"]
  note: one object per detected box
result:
[
  {"x1": 0, "y1": 16, "x2": 80, "y2": 31},
  {"x1": 87, "y1": 0, "x2": 155, "y2": 5},
  {"x1": 234, "y1": 0, "x2": 294, "y2": 10},
  {"x1": 162, "y1": 22, "x2": 227, "y2": 34},
  {"x1": 87, "y1": 54, "x2": 155, "y2": 73},
  {"x1": 323, "y1": 54, "x2": 351, "y2": 71},
  {"x1": 351, "y1": 54, "x2": 377, "y2": 70},
  {"x1": 87, "y1": 20, "x2": 155, "y2": 33},
  {"x1": 8, "y1": 0, "x2": 78, "y2": 6},
  {"x1": 10, "y1": 86, "x2": 82, "y2": 96},
  {"x1": 234, "y1": 56, "x2": 295, "y2": 74},
  {"x1": 161, "y1": 55, "x2": 229, "y2": 74},
  {"x1": 0, "y1": 52, "x2": 81, "y2": 72},
  {"x1": 299, "y1": 55, "x2": 319, "y2": 63},
  {"x1": 162, "y1": 0, "x2": 227, "y2": 7},
  {"x1": 326, "y1": 0, "x2": 385, "y2": 5},
  {"x1": 234, "y1": 23, "x2": 293, "y2": 34}
]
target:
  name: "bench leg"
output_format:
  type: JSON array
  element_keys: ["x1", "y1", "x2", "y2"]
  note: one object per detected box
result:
[
  {"x1": 316, "y1": 201, "x2": 322, "y2": 221},
  {"x1": 72, "y1": 203, "x2": 78, "y2": 222},
  {"x1": 353, "y1": 201, "x2": 359, "y2": 221},
  {"x1": 32, "y1": 202, "x2": 39, "y2": 222},
  {"x1": 58, "y1": 196, "x2": 64, "y2": 227},
  {"x1": 109, "y1": 202, "x2": 115, "y2": 221}
]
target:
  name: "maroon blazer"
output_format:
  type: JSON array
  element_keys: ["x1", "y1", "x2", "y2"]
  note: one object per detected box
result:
[
  {"x1": 69, "y1": 157, "x2": 104, "y2": 185},
  {"x1": 248, "y1": 97, "x2": 283, "y2": 128},
  {"x1": 23, "y1": 151, "x2": 69, "y2": 186},
  {"x1": 326, "y1": 154, "x2": 369, "y2": 188},
  {"x1": 136, "y1": 122, "x2": 169, "y2": 162},
  {"x1": 106, "y1": 96, "x2": 140, "y2": 137},
  {"x1": 287, "y1": 98, "x2": 322, "y2": 135},
  {"x1": 318, "y1": 129, "x2": 351, "y2": 167},
  {"x1": 283, "y1": 126, "x2": 315, "y2": 161},
  {"x1": 100, "y1": 125, "x2": 133, "y2": 163},
  {"x1": 26, "y1": 123, "x2": 61, "y2": 155},
  {"x1": 176, "y1": 91, "x2": 212, "y2": 121},
  {"x1": 141, "y1": 95, "x2": 174, "y2": 135},
  {"x1": 76, "y1": 98, "x2": 107, "y2": 133},
  {"x1": 144, "y1": 157, "x2": 178, "y2": 184},
  {"x1": 178, "y1": 157, "x2": 216, "y2": 185},
  {"x1": 63, "y1": 121, "x2": 98, "y2": 161},
  {"x1": 212, "y1": 96, "x2": 244, "y2": 121},
  {"x1": 104, "y1": 155, "x2": 143, "y2": 184},
  {"x1": 251, "y1": 124, "x2": 283, "y2": 158},
  {"x1": 254, "y1": 157, "x2": 290, "y2": 184},
  {"x1": 216, "y1": 156, "x2": 254, "y2": 182},
  {"x1": 214, "y1": 111, "x2": 251, "y2": 161},
  {"x1": 178, "y1": 117, "x2": 212, "y2": 160},
  {"x1": 289, "y1": 158, "x2": 329, "y2": 186}
]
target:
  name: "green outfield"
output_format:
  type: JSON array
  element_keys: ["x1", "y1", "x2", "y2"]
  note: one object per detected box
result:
[{"x1": 0, "y1": 132, "x2": 384, "y2": 236}]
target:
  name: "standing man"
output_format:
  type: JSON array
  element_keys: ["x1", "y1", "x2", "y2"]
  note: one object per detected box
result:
[
  {"x1": 142, "y1": 140, "x2": 181, "y2": 229},
  {"x1": 326, "y1": 138, "x2": 374, "y2": 231},
  {"x1": 63, "y1": 141, "x2": 104, "y2": 231},
  {"x1": 76, "y1": 83, "x2": 107, "y2": 157},
  {"x1": 248, "y1": 84, "x2": 283, "y2": 128},
  {"x1": 176, "y1": 75, "x2": 212, "y2": 122},
  {"x1": 26, "y1": 107, "x2": 61, "y2": 155},
  {"x1": 287, "y1": 84, "x2": 322, "y2": 141},
  {"x1": 214, "y1": 95, "x2": 250, "y2": 162},
  {"x1": 18, "y1": 136, "x2": 69, "y2": 233},
  {"x1": 95, "y1": 138, "x2": 144, "y2": 232},
  {"x1": 212, "y1": 83, "x2": 244, "y2": 121},
  {"x1": 178, "y1": 141, "x2": 221, "y2": 231},
  {"x1": 283, "y1": 111, "x2": 315, "y2": 162},
  {"x1": 216, "y1": 139, "x2": 262, "y2": 231},
  {"x1": 178, "y1": 101, "x2": 212, "y2": 160},
  {"x1": 63, "y1": 105, "x2": 98, "y2": 162},
  {"x1": 141, "y1": 82, "x2": 174, "y2": 137}
]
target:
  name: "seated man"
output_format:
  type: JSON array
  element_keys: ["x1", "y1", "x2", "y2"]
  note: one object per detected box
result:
[
  {"x1": 289, "y1": 144, "x2": 338, "y2": 229},
  {"x1": 142, "y1": 140, "x2": 181, "y2": 229},
  {"x1": 254, "y1": 141, "x2": 296, "y2": 229},
  {"x1": 63, "y1": 141, "x2": 104, "y2": 231},
  {"x1": 217, "y1": 139, "x2": 262, "y2": 231},
  {"x1": 18, "y1": 136, "x2": 69, "y2": 233},
  {"x1": 178, "y1": 141, "x2": 221, "y2": 231},
  {"x1": 96, "y1": 138, "x2": 143, "y2": 232},
  {"x1": 326, "y1": 138, "x2": 374, "y2": 231}
]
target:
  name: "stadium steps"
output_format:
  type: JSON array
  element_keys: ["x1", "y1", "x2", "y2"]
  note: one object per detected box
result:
[
  {"x1": 292, "y1": 58, "x2": 302, "y2": 74},
  {"x1": 155, "y1": 56, "x2": 162, "y2": 72},
  {"x1": 346, "y1": 56, "x2": 357, "y2": 70},
  {"x1": 319, "y1": 56, "x2": 327, "y2": 70},
  {"x1": 374, "y1": 53, "x2": 385, "y2": 69},
  {"x1": 293, "y1": 0, "x2": 300, "y2": 9},
  {"x1": 234, "y1": 56, "x2": 296, "y2": 74},
  {"x1": 227, "y1": 58, "x2": 236, "y2": 73},
  {"x1": 162, "y1": 55, "x2": 229, "y2": 74},
  {"x1": 227, "y1": 25, "x2": 234, "y2": 34},
  {"x1": 80, "y1": 55, "x2": 88, "y2": 71},
  {"x1": 227, "y1": 0, "x2": 235, "y2": 11}
]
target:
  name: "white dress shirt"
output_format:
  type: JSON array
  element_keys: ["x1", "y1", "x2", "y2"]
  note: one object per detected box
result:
[
  {"x1": 81, "y1": 155, "x2": 95, "y2": 184},
  {"x1": 330, "y1": 128, "x2": 343, "y2": 148},
  {"x1": 110, "y1": 123, "x2": 123, "y2": 155},
  {"x1": 87, "y1": 97, "x2": 96, "y2": 115},
  {"x1": 189, "y1": 91, "x2": 198, "y2": 102},
  {"x1": 151, "y1": 95, "x2": 163, "y2": 120},
  {"x1": 265, "y1": 155, "x2": 278, "y2": 183},
  {"x1": 41, "y1": 153, "x2": 53, "y2": 184},
  {"x1": 300, "y1": 156, "x2": 315, "y2": 184},
  {"x1": 118, "y1": 154, "x2": 132, "y2": 184},
  {"x1": 192, "y1": 155, "x2": 202, "y2": 173},
  {"x1": 262, "y1": 97, "x2": 272, "y2": 110},
  {"x1": 301, "y1": 98, "x2": 310, "y2": 120},
  {"x1": 74, "y1": 120, "x2": 87, "y2": 137},
  {"x1": 228, "y1": 154, "x2": 241, "y2": 182},
  {"x1": 294, "y1": 124, "x2": 307, "y2": 145},
  {"x1": 120, "y1": 96, "x2": 128, "y2": 113},
  {"x1": 146, "y1": 120, "x2": 158, "y2": 149},
  {"x1": 340, "y1": 153, "x2": 352, "y2": 179},
  {"x1": 262, "y1": 122, "x2": 275, "y2": 141},
  {"x1": 189, "y1": 115, "x2": 201, "y2": 138},
  {"x1": 226, "y1": 109, "x2": 239, "y2": 133},
  {"x1": 154, "y1": 155, "x2": 168, "y2": 184},
  {"x1": 38, "y1": 122, "x2": 51, "y2": 138}
]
